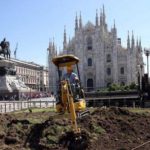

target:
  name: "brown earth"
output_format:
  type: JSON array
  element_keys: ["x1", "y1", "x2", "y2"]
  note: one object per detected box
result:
[{"x1": 0, "y1": 107, "x2": 150, "y2": 150}]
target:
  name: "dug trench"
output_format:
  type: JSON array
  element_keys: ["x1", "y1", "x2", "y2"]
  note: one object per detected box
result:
[{"x1": 0, "y1": 107, "x2": 150, "y2": 150}]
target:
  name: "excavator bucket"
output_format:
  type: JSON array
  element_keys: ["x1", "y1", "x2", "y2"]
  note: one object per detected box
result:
[{"x1": 59, "y1": 130, "x2": 89, "y2": 150}]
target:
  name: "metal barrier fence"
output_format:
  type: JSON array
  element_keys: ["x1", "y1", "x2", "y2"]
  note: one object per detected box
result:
[{"x1": 0, "y1": 97, "x2": 56, "y2": 113}]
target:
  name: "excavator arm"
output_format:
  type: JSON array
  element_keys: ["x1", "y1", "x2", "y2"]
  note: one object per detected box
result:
[{"x1": 57, "y1": 80, "x2": 88, "y2": 150}]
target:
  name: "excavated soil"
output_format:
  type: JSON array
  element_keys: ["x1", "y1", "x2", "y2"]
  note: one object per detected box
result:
[{"x1": 0, "y1": 107, "x2": 150, "y2": 150}]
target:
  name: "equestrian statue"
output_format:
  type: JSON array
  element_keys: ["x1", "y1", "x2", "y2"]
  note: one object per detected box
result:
[{"x1": 0, "y1": 38, "x2": 11, "y2": 59}]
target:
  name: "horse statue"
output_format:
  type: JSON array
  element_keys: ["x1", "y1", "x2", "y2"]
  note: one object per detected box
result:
[{"x1": 0, "y1": 38, "x2": 11, "y2": 59}]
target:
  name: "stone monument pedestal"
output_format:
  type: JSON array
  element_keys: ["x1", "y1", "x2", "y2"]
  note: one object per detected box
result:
[{"x1": 0, "y1": 57, "x2": 31, "y2": 100}]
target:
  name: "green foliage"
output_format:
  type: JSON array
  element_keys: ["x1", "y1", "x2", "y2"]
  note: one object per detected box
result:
[
  {"x1": 108, "y1": 83, "x2": 120, "y2": 91},
  {"x1": 97, "y1": 82, "x2": 137, "y2": 92},
  {"x1": 129, "y1": 82, "x2": 137, "y2": 90},
  {"x1": 124, "y1": 85, "x2": 130, "y2": 91}
]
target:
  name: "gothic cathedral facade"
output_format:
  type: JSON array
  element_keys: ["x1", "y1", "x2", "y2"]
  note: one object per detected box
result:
[{"x1": 47, "y1": 6, "x2": 144, "y2": 92}]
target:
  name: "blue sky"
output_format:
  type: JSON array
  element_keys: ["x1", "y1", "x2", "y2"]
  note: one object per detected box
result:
[{"x1": 0, "y1": 0, "x2": 150, "y2": 68}]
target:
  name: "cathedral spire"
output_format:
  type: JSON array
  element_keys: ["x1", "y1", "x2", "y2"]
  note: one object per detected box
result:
[
  {"x1": 55, "y1": 45, "x2": 58, "y2": 56},
  {"x1": 113, "y1": 19, "x2": 117, "y2": 35},
  {"x1": 102, "y1": 4, "x2": 106, "y2": 25},
  {"x1": 136, "y1": 37, "x2": 139, "y2": 48},
  {"x1": 95, "y1": 9, "x2": 99, "y2": 27},
  {"x1": 48, "y1": 37, "x2": 55, "y2": 56},
  {"x1": 127, "y1": 31, "x2": 130, "y2": 49},
  {"x1": 113, "y1": 19, "x2": 116, "y2": 29},
  {"x1": 75, "y1": 13, "x2": 78, "y2": 31},
  {"x1": 52, "y1": 37, "x2": 55, "y2": 51},
  {"x1": 48, "y1": 39, "x2": 52, "y2": 49},
  {"x1": 47, "y1": 38, "x2": 52, "y2": 53},
  {"x1": 131, "y1": 30, "x2": 135, "y2": 49},
  {"x1": 100, "y1": 9, "x2": 103, "y2": 26},
  {"x1": 79, "y1": 12, "x2": 82, "y2": 29},
  {"x1": 63, "y1": 26, "x2": 67, "y2": 50},
  {"x1": 139, "y1": 37, "x2": 142, "y2": 51}
]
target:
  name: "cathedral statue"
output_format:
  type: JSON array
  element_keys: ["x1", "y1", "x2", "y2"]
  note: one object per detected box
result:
[{"x1": 0, "y1": 38, "x2": 11, "y2": 59}]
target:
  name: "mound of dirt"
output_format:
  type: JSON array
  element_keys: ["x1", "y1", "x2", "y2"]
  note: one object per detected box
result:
[{"x1": 0, "y1": 107, "x2": 150, "y2": 150}]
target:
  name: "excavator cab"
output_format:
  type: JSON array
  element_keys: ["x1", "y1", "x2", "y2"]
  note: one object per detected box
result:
[
  {"x1": 52, "y1": 54, "x2": 88, "y2": 150},
  {"x1": 52, "y1": 54, "x2": 86, "y2": 114}
]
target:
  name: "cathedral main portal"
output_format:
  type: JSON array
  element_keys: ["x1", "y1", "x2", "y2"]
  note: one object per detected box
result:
[{"x1": 87, "y1": 78, "x2": 93, "y2": 91}]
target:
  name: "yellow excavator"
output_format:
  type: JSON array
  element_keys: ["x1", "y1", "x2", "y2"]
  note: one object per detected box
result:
[{"x1": 52, "y1": 54, "x2": 89, "y2": 150}]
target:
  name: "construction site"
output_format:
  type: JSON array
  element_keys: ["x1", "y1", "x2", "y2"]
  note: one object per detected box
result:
[
  {"x1": 0, "y1": 107, "x2": 150, "y2": 150},
  {"x1": 1, "y1": 1, "x2": 150, "y2": 149},
  {"x1": 0, "y1": 55, "x2": 150, "y2": 150}
]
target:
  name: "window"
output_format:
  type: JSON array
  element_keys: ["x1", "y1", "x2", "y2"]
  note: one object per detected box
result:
[
  {"x1": 86, "y1": 36, "x2": 93, "y2": 50},
  {"x1": 120, "y1": 67, "x2": 124, "y2": 74},
  {"x1": 106, "y1": 54, "x2": 111, "y2": 62},
  {"x1": 88, "y1": 58, "x2": 92, "y2": 66},
  {"x1": 107, "y1": 68, "x2": 111, "y2": 75}
]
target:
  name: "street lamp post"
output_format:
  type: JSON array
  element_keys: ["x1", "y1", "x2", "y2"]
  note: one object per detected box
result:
[
  {"x1": 144, "y1": 48, "x2": 150, "y2": 77},
  {"x1": 137, "y1": 63, "x2": 145, "y2": 92},
  {"x1": 137, "y1": 63, "x2": 144, "y2": 108},
  {"x1": 140, "y1": 64, "x2": 144, "y2": 91},
  {"x1": 137, "y1": 71, "x2": 140, "y2": 91}
]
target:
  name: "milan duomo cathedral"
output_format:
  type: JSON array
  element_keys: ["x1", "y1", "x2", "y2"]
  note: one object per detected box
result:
[{"x1": 47, "y1": 6, "x2": 144, "y2": 92}]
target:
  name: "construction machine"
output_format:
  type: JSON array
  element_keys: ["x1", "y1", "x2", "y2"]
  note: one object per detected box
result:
[{"x1": 52, "y1": 54, "x2": 89, "y2": 150}]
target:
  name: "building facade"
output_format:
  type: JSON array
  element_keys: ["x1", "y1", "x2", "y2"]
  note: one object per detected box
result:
[
  {"x1": 9, "y1": 58, "x2": 49, "y2": 92},
  {"x1": 48, "y1": 6, "x2": 144, "y2": 92}
]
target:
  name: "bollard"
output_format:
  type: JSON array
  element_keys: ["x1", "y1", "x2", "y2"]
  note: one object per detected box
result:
[
  {"x1": 45, "y1": 101, "x2": 48, "y2": 108},
  {"x1": 17, "y1": 102, "x2": 19, "y2": 110},
  {"x1": 24, "y1": 101, "x2": 25, "y2": 108},
  {"x1": 9, "y1": 104, "x2": 11, "y2": 112},
  {"x1": 33, "y1": 102, "x2": 36, "y2": 107},
  {"x1": 30, "y1": 100, "x2": 33, "y2": 107},
  {"x1": 13, "y1": 102, "x2": 15, "y2": 111},
  {"x1": 27, "y1": 100, "x2": 29, "y2": 108},
  {"x1": 52, "y1": 99, "x2": 55, "y2": 108},
  {"x1": 5, "y1": 103, "x2": 6, "y2": 113},
  {"x1": 40, "y1": 99, "x2": 41, "y2": 108},
  {"x1": 53, "y1": 98, "x2": 55, "y2": 108},
  {"x1": 21, "y1": 101, "x2": 22, "y2": 110}
]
